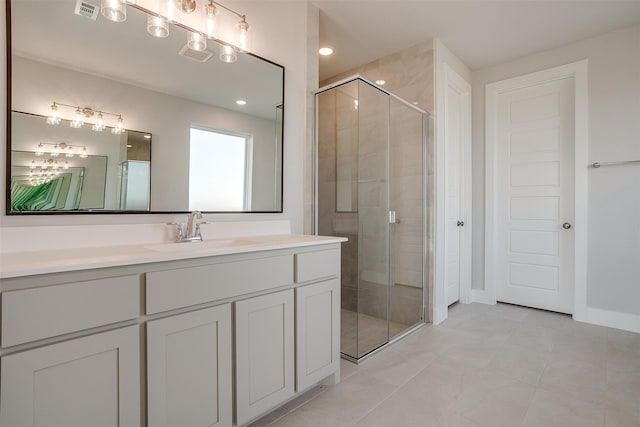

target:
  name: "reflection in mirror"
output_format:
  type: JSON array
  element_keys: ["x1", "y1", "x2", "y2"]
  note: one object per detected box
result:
[
  {"x1": 10, "y1": 111, "x2": 151, "y2": 212},
  {"x1": 8, "y1": 0, "x2": 284, "y2": 214}
]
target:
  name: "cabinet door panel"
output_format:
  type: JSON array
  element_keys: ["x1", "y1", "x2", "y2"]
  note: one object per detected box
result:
[
  {"x1": 147, "y1": 304, "x2": 232, "y2": 427},
  {"x1": 0, "y1": 325, "x2": 140, "y2": 427},
  {"x1": 235, "y1": 290, "x2": 294, "y2": 425},
  {"x1": 296, "y1": 279, "x2": 340, "y2": 390}
]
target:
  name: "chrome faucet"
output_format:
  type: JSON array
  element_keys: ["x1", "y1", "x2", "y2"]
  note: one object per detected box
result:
[{"x1": 168, "y1": 211, "x2": 205, "y2": 242}]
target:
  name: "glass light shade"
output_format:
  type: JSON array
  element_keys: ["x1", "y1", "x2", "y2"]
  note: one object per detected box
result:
[
  {"x1": 65, "y1": 147, "x2": 74, "y2": 158},
  {"x1": 35, "y1": 143, "x2": 44, "y2": 156},
  {"x1": 203, "y1": 1, "x2": 216, "y2": 38},
  {"x1": 46, "y1": 103, "x2": 61, "y2": 125},
  {"x1": 101, "y1": 0, "x2": 127, "y2": 22},
  {"x1": 92, "y1": 112, "x2": 105, "y2": 131},
  {"x1": 80, "y1": 147, "x2": 88, "y2": 158},
  {"x1": 219, "y1": 44, "x2": 237, "y2": 63},
  {"x1": 30, "y1": 160, "x2": 36, "y2": 169},
  {"x1": 70, "y1": 108, "x2": 84, "y2": 128},
  {"x1": 236, "y1": 17, "x2": 250, "y2": 52},
  {"x1": 147, "y1": 15, "x2": 169, "y2": 38},
  {"x1": 112, "y1": 116, "x2": 125, "y2": 134},
  {"x1": 51, "y1": 145, "x2": 60, "y2": 157},
  {"x1": 63, "y1": 161, "x2": 69, "y2": 170},
  {"x1": 188, "y1": 32, "x2": 206, "y2": 51}
]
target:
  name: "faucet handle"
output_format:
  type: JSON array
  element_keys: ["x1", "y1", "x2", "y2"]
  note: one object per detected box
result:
[{"x1": 167, "y1": 222, "x2": 184, "y2": 241}]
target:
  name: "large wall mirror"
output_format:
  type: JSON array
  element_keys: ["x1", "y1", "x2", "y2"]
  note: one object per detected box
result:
[{"x1": 6, "y1": 0, "x2": 284, "y2": 214}]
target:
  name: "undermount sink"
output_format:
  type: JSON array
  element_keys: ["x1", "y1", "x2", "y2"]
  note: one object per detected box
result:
[{"x1": 145, "y1": 239, "x2": 260, "y2": 252}]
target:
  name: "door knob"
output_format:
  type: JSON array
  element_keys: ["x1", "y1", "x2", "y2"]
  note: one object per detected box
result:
[
  {"x1": 562, "y1": 222, "x2": 572, "y2": 229},
  {"x1": 457, "y1": 221, "x2": 464, "y2": 227}
]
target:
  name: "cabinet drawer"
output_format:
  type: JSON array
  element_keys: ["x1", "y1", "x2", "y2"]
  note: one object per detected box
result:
[
  {"x1": 146, "y1": 255, "x2": 293, "y2": 314},
  {"x1": 1, "y1": 275, "x2": 140, "y2": 347},
  {"x1": 294, "y1": 249, "x2": 339, "y2": 283}
]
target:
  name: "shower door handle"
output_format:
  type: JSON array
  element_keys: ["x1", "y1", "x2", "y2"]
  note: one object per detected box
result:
[{"x1": 389, "y1": 211, "x2": 401, "y2": 224}]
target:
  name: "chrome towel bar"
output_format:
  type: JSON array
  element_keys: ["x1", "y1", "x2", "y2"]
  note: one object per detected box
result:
[{"x1": 592, "y1": 160, "x2": 640, "y2": 168}]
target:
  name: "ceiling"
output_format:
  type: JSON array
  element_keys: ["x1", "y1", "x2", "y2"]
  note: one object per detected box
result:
[{"x1": 314, "y1": 0, "x2": 640, "y2": 81}]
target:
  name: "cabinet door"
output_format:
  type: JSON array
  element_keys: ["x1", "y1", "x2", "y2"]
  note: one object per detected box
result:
[
  {"x1": 147, "y1": 304, "x2": 232, "y2": 427},
  {"x1": 296, "y1": 279, "x2": 340, "y2": 390},
  {"x1": 0, "y1": 325, "x2": 140, "y2": 427},
  {"x1": 235, "y1": 290, "x2": 294, "y2": 425}
]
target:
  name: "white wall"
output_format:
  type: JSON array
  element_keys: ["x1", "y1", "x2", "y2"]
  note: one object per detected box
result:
[
  {"x1": 1, "y1": 1, "x2": 315, "y2": 236},
  {"x1": 472, "y1": 24, "x2": 640, "y2": 322}
]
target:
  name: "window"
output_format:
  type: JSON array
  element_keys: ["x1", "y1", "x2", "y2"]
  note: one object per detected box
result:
[{"x1": 189, "y1": 126, "x2": 252, "y2": 211}]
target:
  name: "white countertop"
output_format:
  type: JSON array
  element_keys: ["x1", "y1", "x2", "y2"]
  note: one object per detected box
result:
[{"x1": 0, "y1": 234, "x2": 347, "y2": 279}]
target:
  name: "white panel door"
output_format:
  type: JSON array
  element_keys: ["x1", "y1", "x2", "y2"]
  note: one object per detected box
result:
[
  {"x1": 235, "y1": 289, "x2": 295, "y2": 425},
  {"x1": 296, "y1": 279, "x2": 340, "y2": 391},
  {"x1": 0, "y1": 325, "x2": 140, "y2": 427},
  {"x1": 444, "y1": 77, "x2": 465, "y2": 305},
  {"x1": 147, "y1": 304, "x2": 232, "y2": 427},
  {"x1": 496, "y1": 77, "x2": 575, "y2": 313}
]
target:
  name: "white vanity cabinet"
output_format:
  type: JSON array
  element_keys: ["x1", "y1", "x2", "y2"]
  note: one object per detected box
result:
[
  {"x1": 147, "y1": 304, "x2": 233, "y2": 427},
  {"x1": 0, "y1": 325, "x2": 141, "y2": 427},
  {"x1": 235, "y1": 289, "x2": 295, "y2": 426},
  {"x1": 0, "y1": 240, "x2": 343, "y2": 427}
]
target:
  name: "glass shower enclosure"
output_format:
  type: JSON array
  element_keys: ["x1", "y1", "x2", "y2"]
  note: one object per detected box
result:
[{"x1": 315, "y1": 76, "x2": 428, "y2": 361}]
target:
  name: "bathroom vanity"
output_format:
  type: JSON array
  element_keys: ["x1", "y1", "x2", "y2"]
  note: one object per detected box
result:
[{"x1": 0, "y1": 234, "x2": 344, "y2": 426}]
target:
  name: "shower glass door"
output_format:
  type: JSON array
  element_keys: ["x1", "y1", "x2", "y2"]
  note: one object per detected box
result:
[{"x1": 316, "y1": 76, "x2": 425, "y2": 360}]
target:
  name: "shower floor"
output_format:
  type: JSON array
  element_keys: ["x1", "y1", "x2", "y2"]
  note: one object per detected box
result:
[{"x1": 340, "y1": 309, "x2": 409, "y2": 358}]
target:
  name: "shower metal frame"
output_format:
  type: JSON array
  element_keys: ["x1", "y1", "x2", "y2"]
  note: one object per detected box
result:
[{"x1": 313, "y1": 75, "x2": 430, "y2": 362}]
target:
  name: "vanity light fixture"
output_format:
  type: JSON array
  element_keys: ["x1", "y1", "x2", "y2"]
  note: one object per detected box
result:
[
  {"x1": 318, "y1": 47, "x2": 333, "y2": 56},
  {"x1": 101, "y1": 0, "x2": 127, "y2": 22},
  {"x1": 127, "y1": 1, "x2": 251, "y2": 55},
  {"x1": 34, "y1": 142, "x2": 89, "y2": 159},
  {"x1": 46, "y1": 101, "x2": 125, "y2": 133}
]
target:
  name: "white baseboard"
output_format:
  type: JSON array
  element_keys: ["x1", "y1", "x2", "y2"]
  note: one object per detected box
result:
[
  {"x1": 471, "y1": 289, "x2": 496, "y2": 305},
  {"x1": 575, "y1": 307, "x2": 640, "y2": 333}
]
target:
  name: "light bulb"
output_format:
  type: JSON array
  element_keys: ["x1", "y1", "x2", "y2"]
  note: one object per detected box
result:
[
  {"x1": 147, "y1": 15, "x2": 169, "y2": 38},
  {"x1": 219, "y1": 45, "x2": 237, "y2": 63},
  {"x1": 30, "y1": 160, "x2": 36, "y2": 169},
  {"x1": 101, "y1": 0, "x2": 127, "y2": 22},
  {"x1": 70, "y1": 108, "x2": 84, "y2": 128},
  {"x1": 51, "y1": 144, "x2": 60, "y2": 157},
  {"x1": 203, "y1": 1, "x2": 216, "y2": 38},
  {"x1": 92, "y1": 112, "x2": 105, "y2": 131},
  {"x1": 66, "y1": 147, "x2": 74, "y2": 158},
  {"x1": 188, "y1": 32, "x2": 206, "y2": 51},
  {"x1": 112, "y1": 116, "x2": 125, "y2": 134},
  {"x1": 159, "y1": 0, "x2": 179, "y2": 23},
  {"x1": 46, "y1": 103, "x2": 61, "y2": 125},
  {"x1": 63, "y1": 161, "x2": 69, "y2": 170},
  {"x1": 80, "y1": 147, "x2": 88, "y2": 158},
  {"x1": 236, "y1": 16, "x2": 250, "y2": 52},
  {"x1": 35, "y1": 143, "x2": 44, "y2": 156}
]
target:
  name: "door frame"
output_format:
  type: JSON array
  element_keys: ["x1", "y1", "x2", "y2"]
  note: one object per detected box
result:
[
  {"x1": 484, "y1": 60, "x2": 589, "y2": 320},
  {"x1": 443, "y1": 64, "x2": 473, "y2": 306}
]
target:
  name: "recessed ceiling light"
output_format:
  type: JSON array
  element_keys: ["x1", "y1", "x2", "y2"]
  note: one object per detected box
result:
[
  {"x1": 126, "y1": 144, "x2": 133, "y2": 148},
  {"x1": 144, "y1": 134, "x2": 151, "y2": 139},
  {"x1": 319, "y1": 47, "x2": 334, "y2": 56},
  {"x1": 413, "y1": 101, "x2": 419, "y2": 105},
  {"x1": 236, "y1": 99, "x2": 247, "y2": 105},
  {"x1": 375, "y1": 80, "x2": 386, "y2": 85}
]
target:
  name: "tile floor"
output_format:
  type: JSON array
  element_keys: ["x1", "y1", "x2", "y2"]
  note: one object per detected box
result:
[{"x1": 249, "y1": 302, "x2": 640, "y2": 427}]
